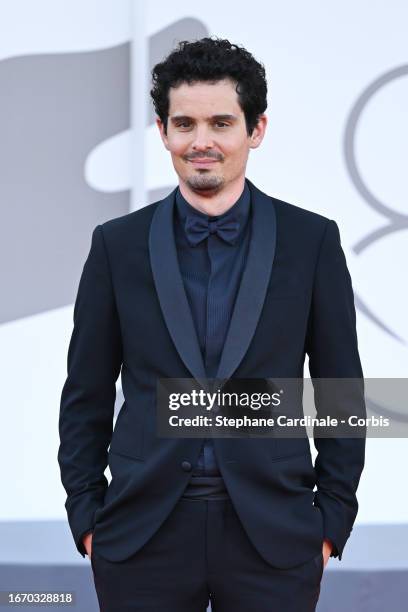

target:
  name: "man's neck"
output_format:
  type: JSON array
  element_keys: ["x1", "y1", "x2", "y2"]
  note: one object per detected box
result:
[{"x1": 178, "y1": 175, "x2": 246, "y2": 217}]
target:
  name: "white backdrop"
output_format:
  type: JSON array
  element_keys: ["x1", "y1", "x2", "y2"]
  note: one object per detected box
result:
[{"x1": 0, "y1": 1, "x2": 407, "y2": 540}]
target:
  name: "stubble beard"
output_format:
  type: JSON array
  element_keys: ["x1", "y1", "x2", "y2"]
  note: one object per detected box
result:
[{"x1": 185, "y1": 172, "x2": 225, "y2": 194}]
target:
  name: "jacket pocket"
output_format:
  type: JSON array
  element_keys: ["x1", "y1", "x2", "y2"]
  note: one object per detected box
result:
[{"x1": 108, "y1": 401, "x2": 145, "y2": 461}]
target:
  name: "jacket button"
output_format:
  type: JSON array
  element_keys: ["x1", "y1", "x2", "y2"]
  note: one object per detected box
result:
[{"x1": 181, "y1": 461, "x2": 192, "y2": 472}]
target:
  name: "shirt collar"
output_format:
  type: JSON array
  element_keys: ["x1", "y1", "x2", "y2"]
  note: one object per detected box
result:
[{"x1": 175, "y1": 178, "x2": 251, "y2": 243}]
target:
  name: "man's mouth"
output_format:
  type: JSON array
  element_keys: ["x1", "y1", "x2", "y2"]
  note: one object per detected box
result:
[{"x1": 188, "y1": 158, "x2": 219, "y2": 166}]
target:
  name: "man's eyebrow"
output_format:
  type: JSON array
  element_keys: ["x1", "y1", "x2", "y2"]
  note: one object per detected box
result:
[{"x1": 170, "y1": 114, "x2": 238, "y2": 123}]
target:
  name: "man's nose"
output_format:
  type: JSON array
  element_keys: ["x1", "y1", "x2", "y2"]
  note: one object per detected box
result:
[{"x1": 191, "y1": 126, "x2": 214, "y2": 151}]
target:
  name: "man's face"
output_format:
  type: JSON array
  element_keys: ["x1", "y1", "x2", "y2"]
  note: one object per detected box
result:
[{"x1": 156, "y1": 79, "x2": 266, "y2": 195}]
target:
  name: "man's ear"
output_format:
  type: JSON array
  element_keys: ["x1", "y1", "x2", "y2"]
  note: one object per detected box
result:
[
  {"x1": 249, "y1": 114, "x2": 267, "y2": 150},
  {"x1": 156, "y1": 117, "x2": 170, "y2": 151}
]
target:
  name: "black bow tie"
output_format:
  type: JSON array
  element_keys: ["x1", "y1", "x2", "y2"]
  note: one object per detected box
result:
[{"x1": 185, "y1": 215, "x2": 240, "y2": 246}]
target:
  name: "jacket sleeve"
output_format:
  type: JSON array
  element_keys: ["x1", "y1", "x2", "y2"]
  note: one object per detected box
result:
[
  {"x1": 306, "y1": 219, "x2": 366, "y2": 561},
  {"x1": 57, "y1": 224, "x2": 123, "y2": 557}
]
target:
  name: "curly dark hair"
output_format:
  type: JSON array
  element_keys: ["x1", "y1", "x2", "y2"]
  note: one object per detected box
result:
[{"x1": 150, "y1": 37, "x2": 268, "y2": 136}]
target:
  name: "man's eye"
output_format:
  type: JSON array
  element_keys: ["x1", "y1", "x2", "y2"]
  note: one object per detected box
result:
[
  {"x1": 177, "y1": 122, "x2": 191, "y2": 128},
  {"x1": 215, "y1": 122, "x2": 228, "y2": 128}
]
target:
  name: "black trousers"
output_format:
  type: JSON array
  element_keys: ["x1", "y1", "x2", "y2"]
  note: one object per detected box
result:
[{"x1": 91, "y1": 497, "x2": 324, "y2": 611}]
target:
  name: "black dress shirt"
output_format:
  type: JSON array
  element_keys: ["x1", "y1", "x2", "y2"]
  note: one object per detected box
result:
[{"x1": 174, "y1": 179, "x2": 252, "y2": 499}]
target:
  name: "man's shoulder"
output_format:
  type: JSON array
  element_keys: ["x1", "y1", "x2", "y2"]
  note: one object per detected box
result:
[
  {"x1": 269, "y1": 193, "x2": 331, "y2": 230},
  {"x1": 100, "y1": 199, "x2": 161, "y2": 236},
  {"x1": 249, "y1": 179, "x2": 331, "y2": 231}
]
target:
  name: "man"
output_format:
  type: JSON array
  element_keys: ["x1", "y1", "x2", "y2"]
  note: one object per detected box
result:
[{"x1": 58, "y1": 37, "x2": 366, "y2": 611}]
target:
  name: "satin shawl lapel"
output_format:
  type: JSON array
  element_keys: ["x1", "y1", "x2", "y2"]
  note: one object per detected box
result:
[
  {"x1": 215, "y1": 178, "x2": 277, "y2": 382},
  {"x1": 149, "y1": 187, "x2": 209, "y2": 390}
]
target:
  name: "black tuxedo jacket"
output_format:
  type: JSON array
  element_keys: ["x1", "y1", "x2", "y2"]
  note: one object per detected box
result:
[{"x1": 58, "y1": 178, "x2": 366, "y2": 569}]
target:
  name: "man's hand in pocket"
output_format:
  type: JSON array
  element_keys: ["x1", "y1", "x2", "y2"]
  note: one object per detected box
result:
[
  {"x1": 322, "y1": 538, "x2": 333, "y2": 568},
  {"x1": 83, "y1": 531, "x2": 93, "y2": 558}
]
